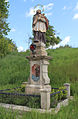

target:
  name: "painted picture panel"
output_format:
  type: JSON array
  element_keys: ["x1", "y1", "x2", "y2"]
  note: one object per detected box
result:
[{"x1": 32, "y1": 64, "x2": 40, "y2": 81}]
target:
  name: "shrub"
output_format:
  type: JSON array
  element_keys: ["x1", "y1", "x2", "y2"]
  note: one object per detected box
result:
[{"x1": 50, "y1": 87, "x2": 67, "y2": 108}]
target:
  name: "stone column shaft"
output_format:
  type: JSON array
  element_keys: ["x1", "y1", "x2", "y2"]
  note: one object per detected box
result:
[{"x1": 41, "y1": 86, "x2": 51, "y2": 110}]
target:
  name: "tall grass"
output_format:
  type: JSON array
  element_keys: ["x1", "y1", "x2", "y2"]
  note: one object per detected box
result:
[
  {"x1": 0, "y1": 51, "x2": 30, "y2": 89},
  {"x1": 48, "y1": 48, "x2": 78, "y2": 89},
  {"x1": 0, "y1": 106, "x2": 18, "y2": 119}
]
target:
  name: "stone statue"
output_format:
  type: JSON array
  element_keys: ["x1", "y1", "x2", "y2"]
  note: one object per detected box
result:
[{"x1": 32, "y1": 9, "x2": 49, "y2": 44}]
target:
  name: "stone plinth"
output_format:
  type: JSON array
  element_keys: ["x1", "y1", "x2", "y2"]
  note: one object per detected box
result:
[
  {"x1": 30, "y1": 41, "x2": 47, "y2": 57},
  {"x1": 41, "y1": 85, "x2": 51, "y2": 110},
  {"x1": 25, "y1": 84, "x2": 42, "y2": 94}
]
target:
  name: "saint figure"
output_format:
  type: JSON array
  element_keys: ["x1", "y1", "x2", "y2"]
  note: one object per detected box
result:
[{"x1": 32, "y1": 9, "x2": 49, "y2": 44}]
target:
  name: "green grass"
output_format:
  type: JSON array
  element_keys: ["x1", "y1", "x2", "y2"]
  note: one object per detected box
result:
[
  {"x1": 0, "y1": 97, "x2": 78, "y2": 119},
  {"x1": 0, "y1": 51, "x2": 30, "y2": 89},
  {"x1": 0, "y1": 106, "x2": 18, "y2": 119},
  {"x1": 0, "y1": 47, "x2": 78, "y2": 118}
]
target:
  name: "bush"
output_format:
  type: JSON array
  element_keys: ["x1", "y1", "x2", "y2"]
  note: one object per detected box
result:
[{"x1": 50, "y1": 87, "x2": 67, "y2": 108}]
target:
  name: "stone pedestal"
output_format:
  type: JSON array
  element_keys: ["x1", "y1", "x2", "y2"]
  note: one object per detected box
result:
[
  {"x1": 41, "y1": 85, "x2": 51, "y2": 109},
  {"x1": 25, "y1": 84, "x2": 42, "y2": 94},
  {"x1": 25, "y1": 41, "x2": 51, "y2": 95}
]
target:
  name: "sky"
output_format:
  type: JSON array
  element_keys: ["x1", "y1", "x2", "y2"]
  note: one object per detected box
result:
[{"x1": 6, "y1": 0, "x2": 78, "y2": 51}]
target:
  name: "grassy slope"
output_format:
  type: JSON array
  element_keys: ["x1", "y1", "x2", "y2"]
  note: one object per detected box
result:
[
  {"x1": 0, "y1": 51, "x2": 30, "y2": 89},
  {"x1": 0, "y1": 48, "x2": 78, "y2": 118}
]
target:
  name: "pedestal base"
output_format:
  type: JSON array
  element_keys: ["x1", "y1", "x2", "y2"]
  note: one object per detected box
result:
[
  {"x1": 25, "y1": 84, "x2": 51, "y2": 95},
  {"x1": 25, "y1": 84, "x2": 42, "y2": 94}
]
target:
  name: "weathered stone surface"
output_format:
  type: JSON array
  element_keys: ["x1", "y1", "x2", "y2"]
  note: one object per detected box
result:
[
  {"x1": 64, "y1": 83, "x2": 70, "y2": 98},
  {"x1": 25, "y1": 84, "x2": 42, "y2": 94},
  {"x1": 26, "y1": 56, "x2": 52, "y2": 61},
  {"x1": 40, "y1": 85, "x2": 51, "y2": 110},
  {"x1": 26, "y1": 58, "x2": 51, "y2": 86},
  {"x1": 55, "y1": 99, "x2": 69, "y2": 113},
  {"x1": 25, "y1": 85, "x2": 51, "y2": 95},
  {"x1": 32, "y1": 42, "x2": 47, "y2": 57},
  {"x1": 26, "y1": 41, "x2": 51, "y2": 109},
  {"x1": 0, "y1": 103, "x2": 52, "y2": 113}
]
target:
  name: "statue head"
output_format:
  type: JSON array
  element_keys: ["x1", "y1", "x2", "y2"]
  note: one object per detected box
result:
[{"x1": 36, "y1": 9, "x2": 41, "y2": 14}]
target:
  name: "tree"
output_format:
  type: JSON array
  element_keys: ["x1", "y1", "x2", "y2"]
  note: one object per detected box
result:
[
  {"x1": 59, "y1": 45, "x2": 71, "y2": 48},
  {"x1": 0, "y1": 37, "x2": 8, "y2": 57},
  {"x1": 6, "y1": 38, "x2": 17, "y2": 52},
  {"x1": 0, "y1": 0, "x2": 10, "y2": 38},
  {"x1": 0, "y1": 37, "x2": 17, "y2": 58},
  {"x1": 45, "y1": 25, "x2": 61, "y2": 47},
  {"x1": 0, "y1": 0, "x2": 17, "y2": 58}
]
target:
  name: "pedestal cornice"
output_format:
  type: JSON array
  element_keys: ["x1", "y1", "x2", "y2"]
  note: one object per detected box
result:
[{"x1": 26, "y1": 55, "x2": 52, "y2": 61}]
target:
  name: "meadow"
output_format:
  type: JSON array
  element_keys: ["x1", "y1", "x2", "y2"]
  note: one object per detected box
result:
[{"x1": 0, "y1": 47, "x2": 78, "y2": 118}]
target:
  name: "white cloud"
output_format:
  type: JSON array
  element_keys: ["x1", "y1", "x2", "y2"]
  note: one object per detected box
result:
[
  {"x1": 45, "y1": 12, "x2": 52, "y2": 16},
  {"x1": 43, "y1": 3, "x2": 54, "y2": 11},
  {"x1": 73, "y1": 13, "x2": 78, "y2": 19},
  {"x1": 47, "y1": 36, "x2": 70, "y2": 49},
  {"x1": 60, "y1": 36, "x2": 70, "y2": 46},
  {"x1": 17, "y1": 46, "x2": 26, "y2": 52},
  {"x1": 5, "y1": 0, "x2": 9, "y2": 2},
  {"x1": 26, "y1": 7, "x2": 35, "y2": 17},
  {"x1": 75, "y1": 2, "x2": 78, "y2": 10},
  {"x1": 11, "y1": 28, "x2": 16, "y2": 32},
  {"x1": 63, "y1": 5, "x2": 72, "y2": 11},
  {"x1": 52, "y1": 44, "x2": 60, "y2": 49},
  {"x1": 26, "y1": 3, "x2": 54, "y2": 17}
]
